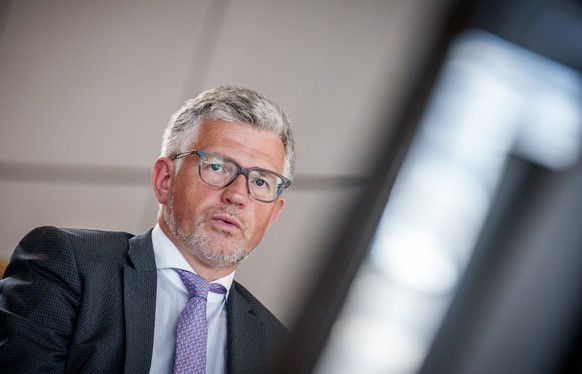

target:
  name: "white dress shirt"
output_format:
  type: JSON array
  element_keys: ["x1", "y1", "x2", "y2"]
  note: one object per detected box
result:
[{"x1": 149, "y1": 224, "x2": 235, "y2": 374}]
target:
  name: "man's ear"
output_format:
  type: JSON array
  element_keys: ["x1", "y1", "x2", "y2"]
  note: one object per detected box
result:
[
  {"x1": 152, "y1": 157, "x2": 174, "y2": 205},
  {"x1": 268, "y1": 198, "x2": 286, "y2": 226}
]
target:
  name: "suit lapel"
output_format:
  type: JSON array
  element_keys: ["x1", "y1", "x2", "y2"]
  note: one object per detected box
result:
[
  {"x1": 226, "y1": 285, "x2": 266, "y2": 374},
  {"x1": 124, "y1": 230, "x2": 157, "y2": 373}
]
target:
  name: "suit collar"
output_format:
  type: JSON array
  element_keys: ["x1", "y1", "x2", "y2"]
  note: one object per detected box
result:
[
  {"x1": 124, "y1": 229, "x2": 157, "y2": 373},
  {"x1": 127, "y1": 229, "x2": 157, "y2": 271},
  {"x1": 226, "y1": 283, "x2": 267, "y2": 374}
]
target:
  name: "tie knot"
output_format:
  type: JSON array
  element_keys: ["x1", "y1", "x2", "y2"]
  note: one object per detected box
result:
[
  {"x1": 174, "y1": 269, "x2": 228, "y2": 299},
  {"x1": 174, "y1": 268, "x2": 209, "y2": 298},
  {"x1": 209, "y1": 283, "x2": 227, "y2": 295}
]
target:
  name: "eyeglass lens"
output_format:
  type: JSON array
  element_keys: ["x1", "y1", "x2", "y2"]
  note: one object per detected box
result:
[{"x1": 199, "y1": 152, "x2": 284, "y2": 201}]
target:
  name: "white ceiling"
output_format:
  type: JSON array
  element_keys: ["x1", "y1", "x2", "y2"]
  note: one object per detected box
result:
[{"x1": 0, "y1": 0, "x2": 451, "y2": 326}]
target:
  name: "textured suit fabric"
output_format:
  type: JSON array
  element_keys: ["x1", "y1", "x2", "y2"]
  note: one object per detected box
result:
[{"x1": 0, "y1": 226, "x2": 289, "y2": 374}]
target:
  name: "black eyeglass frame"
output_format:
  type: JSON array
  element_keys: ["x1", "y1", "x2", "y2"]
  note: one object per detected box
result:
[{"x1": 170, "y1": 149, "x2": 292, "y2": 203}]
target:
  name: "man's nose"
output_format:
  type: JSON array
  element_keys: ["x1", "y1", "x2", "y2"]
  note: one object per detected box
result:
[{"x1": 221, "y1": 173, "x2": 248, "y2": 206}]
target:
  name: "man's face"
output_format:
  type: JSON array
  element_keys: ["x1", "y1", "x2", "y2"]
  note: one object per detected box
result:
[{"x1": 162, "y1": 120, "x2": 286, "y2": 271}]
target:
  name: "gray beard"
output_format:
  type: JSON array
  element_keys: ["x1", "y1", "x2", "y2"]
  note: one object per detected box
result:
[{"x1": 164, "y1": 189, "x2": 250, "y2": 268}]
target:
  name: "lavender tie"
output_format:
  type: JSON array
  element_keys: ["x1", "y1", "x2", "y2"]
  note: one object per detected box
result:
[{"x1": 173, "y1": 269, "x2": 227, "y2": 374}]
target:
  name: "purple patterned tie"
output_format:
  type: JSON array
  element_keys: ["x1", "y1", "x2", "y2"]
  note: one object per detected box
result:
[{"x1": 173, "y1": 269, "x2": 227, "y2": 374}]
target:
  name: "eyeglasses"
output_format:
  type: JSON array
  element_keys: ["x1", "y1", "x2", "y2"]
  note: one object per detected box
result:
[{"x1": 170, "y1": 150, "x2": 292, "y2": 203}]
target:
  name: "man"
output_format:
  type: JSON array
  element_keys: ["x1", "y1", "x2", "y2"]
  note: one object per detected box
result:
[{"x1": 0, "y1": 85, "x2": 295, "y2": 373}]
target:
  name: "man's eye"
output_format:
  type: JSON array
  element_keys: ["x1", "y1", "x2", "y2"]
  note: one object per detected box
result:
[
  {"x1": 253, "y1": 177, "x2": 274, "y2": 190},
  {"x1": 210, "y1": 163, "x2": 222, "y2": 171}
]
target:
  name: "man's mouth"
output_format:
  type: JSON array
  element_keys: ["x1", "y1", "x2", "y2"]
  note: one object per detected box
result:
[{"x1": 211, "y1": 214, "x2": 243, "y2": 232}]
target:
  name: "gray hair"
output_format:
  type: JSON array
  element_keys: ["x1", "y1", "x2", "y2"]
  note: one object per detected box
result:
[{"x1": 161, "y1": 85, "x2": 296, "y2": 178}]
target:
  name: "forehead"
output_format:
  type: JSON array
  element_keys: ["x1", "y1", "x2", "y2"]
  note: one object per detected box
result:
[{"x1": 194, "y1": 120, "x2": 285, "y2": 172}]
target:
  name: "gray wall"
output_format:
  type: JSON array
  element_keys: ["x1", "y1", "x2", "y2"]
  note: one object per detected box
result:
[{"x1": 0, "y1": 0, "x2": 450, "y2": 326}]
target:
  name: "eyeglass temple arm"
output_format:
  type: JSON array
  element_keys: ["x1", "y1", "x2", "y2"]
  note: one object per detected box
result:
[{"x1": 170, "y1": 150, "x2": 199, "y2": 160}]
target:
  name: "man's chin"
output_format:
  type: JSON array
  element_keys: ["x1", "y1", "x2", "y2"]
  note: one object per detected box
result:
[
  {"x1": 194, "y1": 235, "x2": 250, "y2": 267},
  {"x1": 197, "y1": 248, "x2": 248, "y2": 269}
]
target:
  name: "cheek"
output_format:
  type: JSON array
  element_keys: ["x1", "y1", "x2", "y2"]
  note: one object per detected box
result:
[
  {"x1": 171, "y1": 183, "x2": 205, "y2": 223},
  {"x1": 248, "y1": 207, "x2": 276, "y2": 238}
]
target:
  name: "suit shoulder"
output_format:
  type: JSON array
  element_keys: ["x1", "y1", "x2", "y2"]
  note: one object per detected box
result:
[
  {"x1": 23, "y1": 225, "x2": 134, "y2": 243},
  {"x1": 19, "y1": 226, "x2": 137, "y2": 268}
]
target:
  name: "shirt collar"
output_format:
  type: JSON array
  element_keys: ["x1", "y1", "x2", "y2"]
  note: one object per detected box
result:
[{"x1": 152, "y1": 223, "x2": 235, "y2": 300}]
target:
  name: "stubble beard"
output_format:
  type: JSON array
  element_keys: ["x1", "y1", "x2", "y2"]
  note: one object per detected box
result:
[{"x1": 164, "y1": 189, "x2": 251, "y2": 268}]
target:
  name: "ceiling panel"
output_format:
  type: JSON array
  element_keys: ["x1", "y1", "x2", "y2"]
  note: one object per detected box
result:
[
  {"x1": 200, "y1": 0, "x2": 451, "y2": 178},
  {"x1": 0, "y1": 0, "x2": 213, "y2": 167}
]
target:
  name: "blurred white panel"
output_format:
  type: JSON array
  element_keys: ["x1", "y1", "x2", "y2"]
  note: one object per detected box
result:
[{"x1": 316, "y1": 30, "x2": 582, "y2": 374}]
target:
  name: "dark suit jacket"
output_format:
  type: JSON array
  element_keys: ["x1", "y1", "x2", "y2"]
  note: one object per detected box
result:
[{"x1": 0, "y1": 226, "x2": 288, "y2": 373}]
